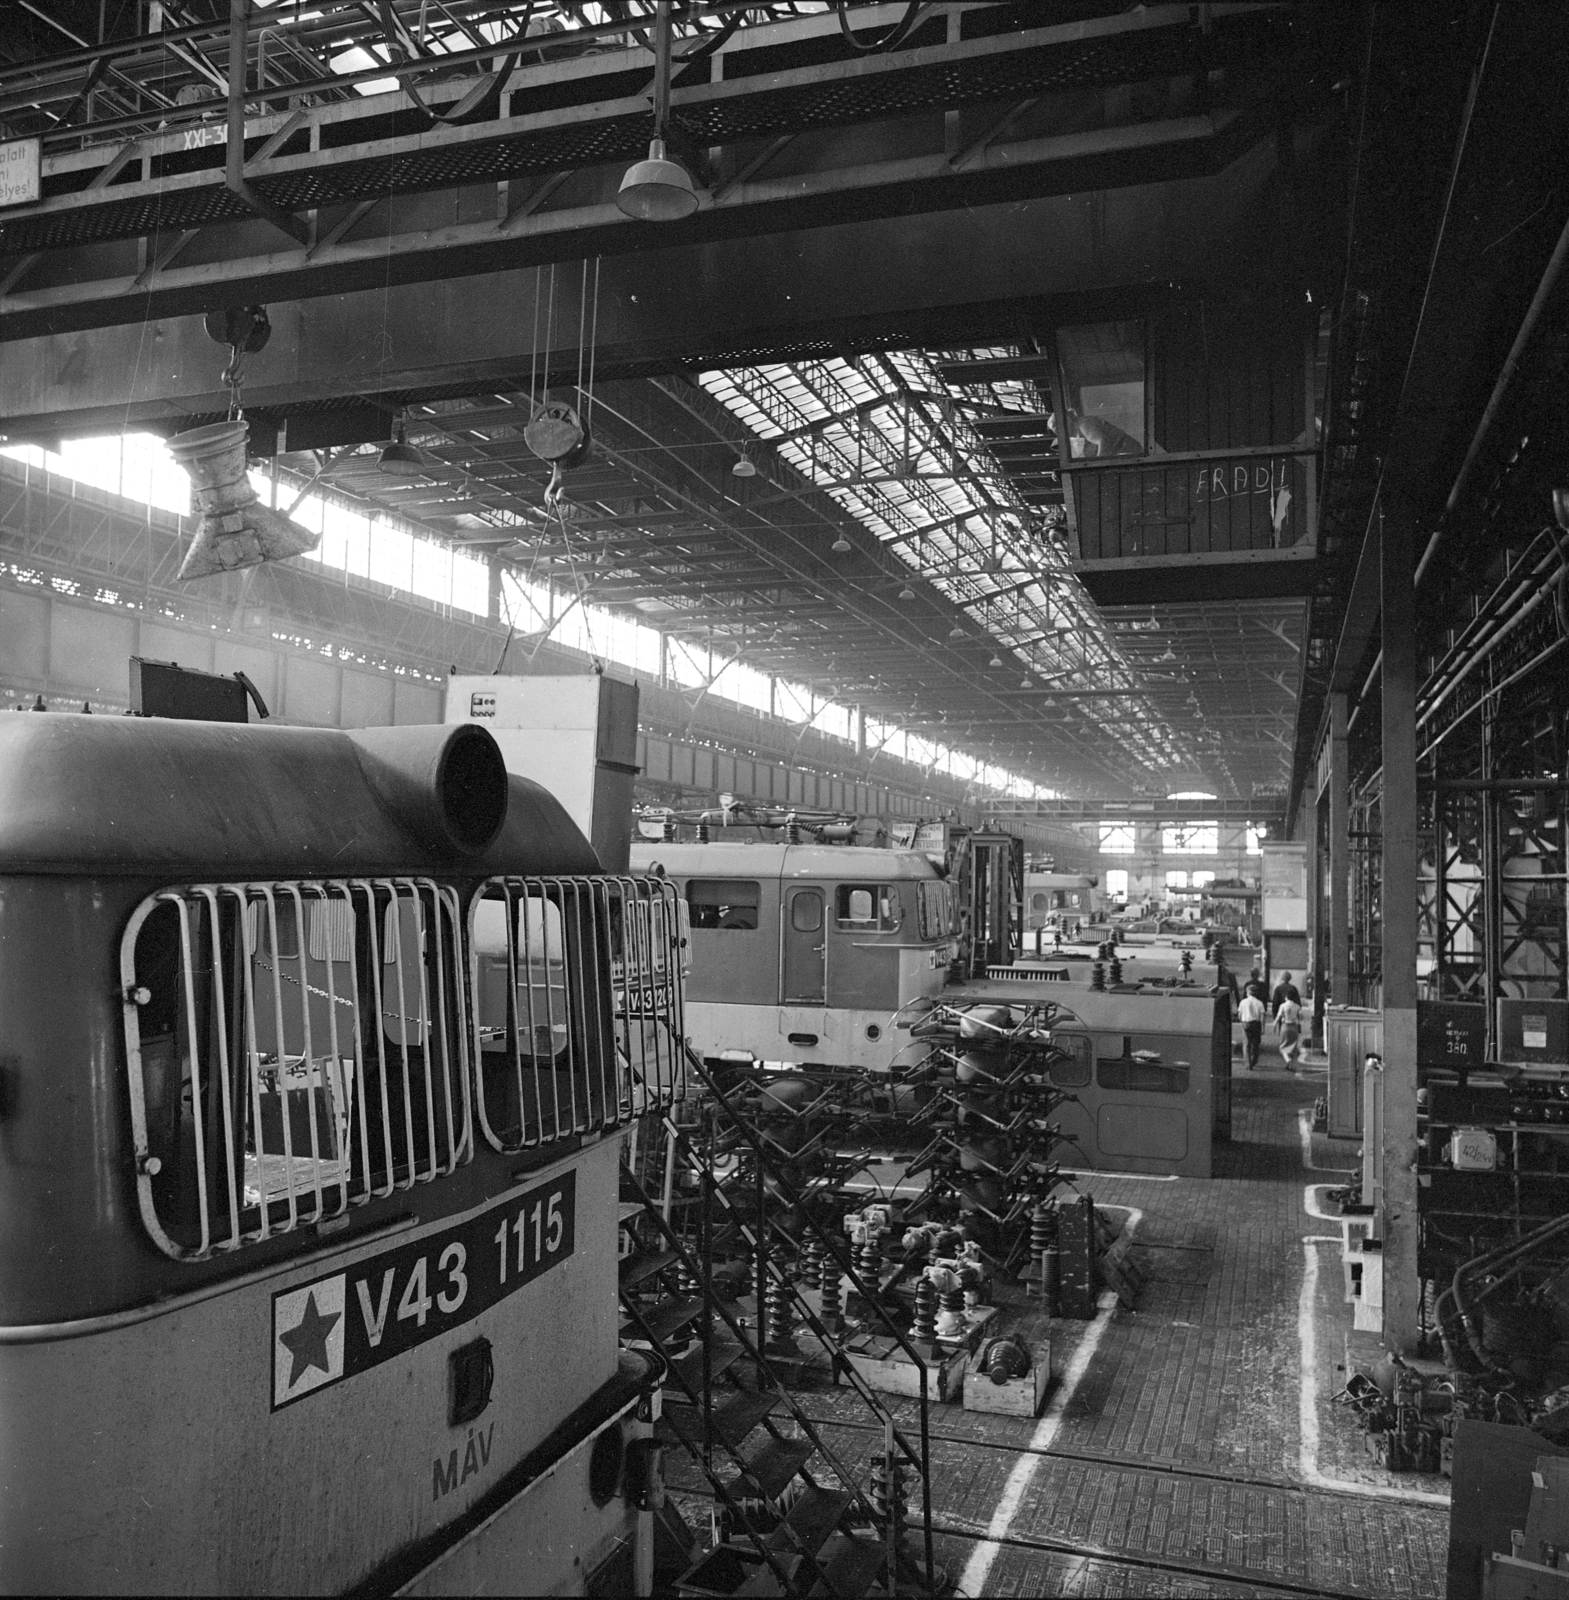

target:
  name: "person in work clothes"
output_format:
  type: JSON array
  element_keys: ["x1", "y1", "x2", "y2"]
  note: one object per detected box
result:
[
  {"x1": 1275, "y1": 993, "x2": 1304, "y2": 1067},
  {"x1": 1271, "y1": 971, "x2": 1301, "y2": 1012},
  {"x1": 1238, "y1": 990, "x2": 1267, "y2": 1069}
]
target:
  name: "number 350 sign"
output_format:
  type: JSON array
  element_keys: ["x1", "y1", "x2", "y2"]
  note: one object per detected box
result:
[{"x1": 1, "y1": 140, "x2": 41, "y2": 209}]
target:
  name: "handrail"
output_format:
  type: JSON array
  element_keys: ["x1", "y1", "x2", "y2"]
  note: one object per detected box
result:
[
  {"x1": 691, "y1": 1051, "x2": 936, "y2": 1592},
  {"x1": 619, "y1": 1159, "x2": 864, "y2": 1600}
]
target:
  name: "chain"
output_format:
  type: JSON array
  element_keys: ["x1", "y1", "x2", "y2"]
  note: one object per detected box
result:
[
  {"x1": 256, "y1": 957, "x2": 429, "y2": 1032},
  {"x1": 221, "y1": 343, "x2": 245, "y2": 420}
]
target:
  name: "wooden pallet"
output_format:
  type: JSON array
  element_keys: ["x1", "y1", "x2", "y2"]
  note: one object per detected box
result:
[{"x1": 1094, "y1": 1212, "x2": 1145, "y2": 1311}]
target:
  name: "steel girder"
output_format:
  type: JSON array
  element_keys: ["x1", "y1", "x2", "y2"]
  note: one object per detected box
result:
[
  {"x1": 1288, "y1": 2, "x2": 1569, "y2": 825},
  {"x1": 983, "y1": 798, "x2": 1285, "y2": 824},
  {"x1": 0, "y1": 4, "x2": 1305, "y2": 344}
]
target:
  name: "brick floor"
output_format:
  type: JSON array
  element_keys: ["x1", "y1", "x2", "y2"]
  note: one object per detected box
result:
[{"x1": 664, "y1": 1064, "x2": 1452, "y2": 1596}]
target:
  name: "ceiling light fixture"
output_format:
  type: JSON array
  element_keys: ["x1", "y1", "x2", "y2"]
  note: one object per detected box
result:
[
  {"x1": 731, "y1": 452, "x2": 758, "y2": 479},
  {"x1": 898, "y1": 585, "x2": 917, "y2": 601},
  {"x1": 615, "y1": 5, "x2": 699, "y2": 222},
  {"x1": 831, "y1": 536, "x2": 853, "y2": 553},
  {"x1": 376, "y1": 417, "x2": 426, "y2": 476},
  {"x1": 989, "y1": 653, "x2": 1004, "y2": 668},
  {"x1": 949, "y1": 624, "x2": 966, "y2": 639}
]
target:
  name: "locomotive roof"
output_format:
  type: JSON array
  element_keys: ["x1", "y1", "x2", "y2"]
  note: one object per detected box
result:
[
  {"x1": 629, "y1": 840, "x2": 942, "y2": 881},
  {"x1": 0, "y1": 714, "x2": 600, "y2": 878}
]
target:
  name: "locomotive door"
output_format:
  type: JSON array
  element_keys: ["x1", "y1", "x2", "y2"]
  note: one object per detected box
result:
[{"x1": 781, "y1": 888, "x2": 826, "y2": 1003}]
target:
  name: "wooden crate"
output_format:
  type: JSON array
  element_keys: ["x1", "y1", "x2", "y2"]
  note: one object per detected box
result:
[
  {"x1": 962, "y1": 1341, "x2": 1052, "y2": 1417},
  {"x1": 842, "y1": 1339, "x2": 968, "y2": 1402}
]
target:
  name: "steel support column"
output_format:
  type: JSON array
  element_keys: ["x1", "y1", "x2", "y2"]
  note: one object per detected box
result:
[
  {"x1": 1329, "y1": 691, "x2": 1350, "y2": 1010},
  {"x1": 1307, "y1": 784, "x2": 1322, "y2": 1048},
  {"x1": 1380, "y1": 502, "x2": 1420, "y2": 1353}
]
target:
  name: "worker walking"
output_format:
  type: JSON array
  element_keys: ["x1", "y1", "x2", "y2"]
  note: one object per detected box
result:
[
  {"x1": 1275, "y1": 994, "x2": 1304, "y2": 1068},
  {"x1": 1238, "y1": 990, "x2": 1266, "y2": 1070},
  {"x1": 1270, "y1": 970, "x2": 1301, "y2": 1011}
]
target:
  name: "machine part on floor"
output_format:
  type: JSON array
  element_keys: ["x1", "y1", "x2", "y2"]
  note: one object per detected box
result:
[
  {"x1": 933, "y1": 1273, "x2": 966, "y2": 1341},
  {"x1": 979, "y1": 1334, "x2": 1032, "y2": 1385},
  {"x1": 869, "y1": 1448, "x2": 910, "y2": 1543}
]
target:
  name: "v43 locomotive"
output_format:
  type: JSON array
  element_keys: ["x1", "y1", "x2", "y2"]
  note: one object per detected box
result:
[{"x1": 0, "y1": 714, "x2": 683, "y2": 1595}]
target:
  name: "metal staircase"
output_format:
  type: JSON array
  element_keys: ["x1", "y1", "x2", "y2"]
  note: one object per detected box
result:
[{"x1": 618, "y1": 1055, "x2": 937, "y2": 1599}]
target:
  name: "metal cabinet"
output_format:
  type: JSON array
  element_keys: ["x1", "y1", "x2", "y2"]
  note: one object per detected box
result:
[{"x1": 1326, "y1": 1008, "x2": 1382, "y2": 1139}]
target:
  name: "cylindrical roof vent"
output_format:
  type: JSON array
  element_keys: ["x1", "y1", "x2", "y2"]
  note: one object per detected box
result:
[{"x1": 348, "y1": 723, "x2": 509, "y2": 857}]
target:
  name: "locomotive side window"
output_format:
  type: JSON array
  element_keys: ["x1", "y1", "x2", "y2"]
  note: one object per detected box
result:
[
  {"x1": 472, "y1": 876, "x2": 685, "y2": 1153},
  {"x1": 1097, "y1": 1045, "x2": 1190, "y2": 1094},
  {"x1": 686, "y1": 878, "x2": 760, "y2": 931},
  {"x1": 835, "y1": 884, "x2": 902, "y2": 931},
  {"x1": 122, "y1": 880, "x2": 470, "y2": 1261}
]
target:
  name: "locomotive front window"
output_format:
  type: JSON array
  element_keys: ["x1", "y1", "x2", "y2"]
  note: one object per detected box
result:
[
  {"x1": 836, "y1": 884, "x2": 902, "y2": 931},
  {"x1": 686, "y1": 878, "x2": 760, "y2": 931},
  {"x1": 1048, "y1": 1033, "x2": 1093, "y2": 1088},
  {"x1": 122, "y1": 880, "x2": 470, "y2": 1262},
  {"x1": 916, "y1": 881, "x2": 955, "y2": 941},
  {"x1": 472, "y1": 876, "x2": 685, "y2": 1153}
]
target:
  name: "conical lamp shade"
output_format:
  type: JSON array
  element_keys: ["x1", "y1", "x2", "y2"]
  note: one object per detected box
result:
[
  {"x1": 616, "y1": 138, "x2": 698, "y2": 222},
  {"x1": 377, "y1": 439, "x2": 425, "y2": 476},
  {"x1": 167, "y1": 420, "x2": 320, "y2": 581}
]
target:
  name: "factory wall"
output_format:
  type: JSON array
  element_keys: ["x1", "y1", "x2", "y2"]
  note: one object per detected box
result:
[
  {"x1": 0, "y1": 582, "x2": 445, "y2": 725},
  {"x1": 1091, "y1": 819, "x2": 1260, "y2": 904}
]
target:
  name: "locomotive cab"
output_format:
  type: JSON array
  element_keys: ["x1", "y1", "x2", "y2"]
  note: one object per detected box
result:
[{"x1": 628, "y1": 840, "x2": 956, "y2": 1074}]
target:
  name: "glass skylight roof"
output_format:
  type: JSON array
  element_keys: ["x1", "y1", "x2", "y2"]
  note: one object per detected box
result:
[{"x1": 699, "y1": 351, "x2": 1194, "y2": 774}]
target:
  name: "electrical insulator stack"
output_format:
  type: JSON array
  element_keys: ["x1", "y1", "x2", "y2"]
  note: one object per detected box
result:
[{"x1": 900, "y1": 999, "x2": 1080, "y2": 1280}]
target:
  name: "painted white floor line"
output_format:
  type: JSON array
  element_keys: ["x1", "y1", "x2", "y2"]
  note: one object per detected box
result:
[
  {"x1": 1297, "y1": 1237, "x2": 1449, "y2": 1507},
  {"x1": 957, "y1": 1209, "x2": 1143, "y2": 1598},
  {"x1": 1060, "y1": 1167, "x2": 1179, "y2": 1183},
  {"x1": 1303, "y1": 1183, "x2": 1346, "y2": 1221},
  {"x1": 1298, "y1": 1108, "x2": 1357, "y2": 1175}
]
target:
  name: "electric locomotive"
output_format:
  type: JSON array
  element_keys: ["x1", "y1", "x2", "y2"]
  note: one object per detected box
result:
[
  {"x1": 627, "y1": 839, "x2": 956, "y2": 1075},
  {"x1": 0, "y1": 713, "x2": 681, "y2": 1595}
]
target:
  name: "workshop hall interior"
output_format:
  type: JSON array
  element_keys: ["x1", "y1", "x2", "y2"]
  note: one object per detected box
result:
[{"x1": 1, "y1": 3, "x2": 1567, "y2": 1597}]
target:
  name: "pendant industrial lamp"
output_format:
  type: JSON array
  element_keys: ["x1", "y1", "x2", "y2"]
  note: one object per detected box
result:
[
  {"x1": 377, "y1": 416, "x2": 427, "y2": 476},
  {"x1": 616, "y1": 2, "x2": 698, "y2": 222}
]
